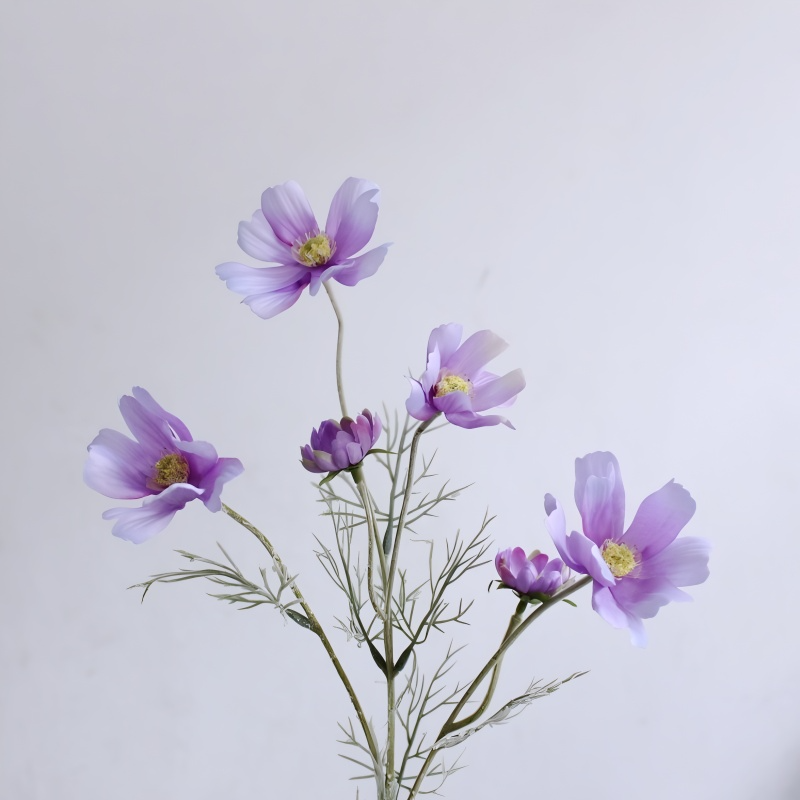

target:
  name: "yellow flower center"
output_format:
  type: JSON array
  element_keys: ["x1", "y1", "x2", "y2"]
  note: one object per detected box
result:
[
  {"x1": 602, "y1": 541, "x2": 637, "y2": 578},
  {"x1": 153, "y1": 453, "x2": 190, "y2": 488},
  {"x1": 434, "y1": 375, "x2": 472, "y2": 397},
  {"x1": 297, "y1": 233, "x2": 333, "y2": 266}
]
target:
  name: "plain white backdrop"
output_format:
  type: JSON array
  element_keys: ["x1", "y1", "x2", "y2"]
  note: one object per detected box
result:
[{"x1": 2, "y1": 2, "x2": 799, "y2": 798}]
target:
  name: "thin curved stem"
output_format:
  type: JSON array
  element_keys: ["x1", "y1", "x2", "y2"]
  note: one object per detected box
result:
[
  {"x1": 324, "y1": 282, "x2": 348, "y2": 418},
  {"x1": 382, "y1": 414, "x2": 437, "y2": 794},
  {"x1": 450, "y1": 600, "x2": 527, "y2": 731},
  {"x1": 406, "y1": 576, "x2": 592, "y2": 799},
  {"x1": 222, "y1": 503, "x2": 379, "y2": 764},
  {"x1": 354, "y1": 469, "x2": 387, "y2": 621}
]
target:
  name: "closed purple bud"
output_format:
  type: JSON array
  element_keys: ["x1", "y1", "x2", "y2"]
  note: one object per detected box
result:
[
  {"x1": 300, "y1": 410, "x2": 382, "y2": 474},
  {"x1": 495, "y1": 547, "x2": 569, "y2": 598}
]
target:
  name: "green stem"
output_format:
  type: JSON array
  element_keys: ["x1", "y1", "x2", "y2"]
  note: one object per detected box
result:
[
  {"x1": 406, "y1": 577, "x2": 592, "y2": 799},
  {"x1": 353, "y1": 468, "x2": 387, "y2": 621},
  {"x1": 324, "y1": 282, "x2": 348, "y2": 418},
  {"x1": 382, "y1": 414, "x2": 437, "y2": 794},
  {"x1": 221, "y1": 503, "x2": 379, "y2": 764}
]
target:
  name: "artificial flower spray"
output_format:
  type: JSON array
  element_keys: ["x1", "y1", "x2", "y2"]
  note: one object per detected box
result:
[{"x1": 85, "y1": 177, "x2": 710, "y2": 799}]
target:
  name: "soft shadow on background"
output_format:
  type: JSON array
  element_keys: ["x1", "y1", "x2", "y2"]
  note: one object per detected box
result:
[{"x1": 2, "y1": 2, "x2": 799, "y2": 798}]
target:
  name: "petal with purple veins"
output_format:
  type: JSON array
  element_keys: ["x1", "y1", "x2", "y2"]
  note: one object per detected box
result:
[
  {"x1": 446, "y1": 329, "x2": 508, "y2": 376},
  {"x1": 325, "y1": 178, "x2": 380, "y2": 259},
  {"x1": 333, "y1": 244, "x2": 389, "y2": 286},
  {"x1": 84, "y1": 429, "x2": 152, "y2": 499},
  {"x1": 260, "y1": 181, "x2": 318, "y2": 245},
  {"x1": 621, "y1": 480, "x2": 696, "y2": 560},
  {"x1": 471, "y1": 369, "x2": 526, "y2": 412},
  {"x1": 238, "y1": 211, "x2": 293, "y2": 263},
  {"x1": 636, "y1": 536, "x2": 710, "y2": 587}
]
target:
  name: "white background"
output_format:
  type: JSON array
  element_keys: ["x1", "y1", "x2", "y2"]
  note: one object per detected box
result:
[{"x1": 2, "y1": 2, "x2": 799, "y2": 798}]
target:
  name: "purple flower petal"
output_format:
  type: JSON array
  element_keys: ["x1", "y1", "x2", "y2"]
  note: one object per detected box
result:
[
  {"x1": 444, "y1": 410, "x2": 512, "y2": 429},
  {"x1": 242, "y1": 282, "x2": 308, "y2": 320},
  {"x1": 575, "y1": 453, "x2": 625, "y2": 545},
  {"x1": 215, "y1": 262, "x2": 307, "y2": 294},
  {"x1": 406, "y1": 378, "x2": 435, "y2": 421},
  {"x1": 621, "y1": 480, "x2": 696, "y2": 559},
  {"x1": 545, "y1": 495, "x2": 615, "y2": 585},
  {"x1": 260, "y1": 181, "x2": 318, "y2": 245},
  {"x1": 334, "y1": 245, "x2": 390, "y2": 287},
  {"x1": 471, "y1": 369, "x2": 526, "y2": 412},
  {"x1": 325, "y1": 178, "x2": 380, "y2": 259},
  {"x1": 446, "y1": 329, "x2": 508, "y2": 376},
  {"x1": 427, "y1": 324, "x2": 464, "y2": 366},
  {"x1": 611, "y1": 576, "x2": 692, "y2": 619},
  {"x1": 84, "y1": 429, "x2": 152, "y2": 499},
  {"x1": 636, "y1": 536, "x2": 710, "y2": 586},
  {"x1": 237, "y1": 211, "x2": 293, "y2": 263},
  {"x1": 103, "y1": 484, "x2": 203, "y2": 544}
]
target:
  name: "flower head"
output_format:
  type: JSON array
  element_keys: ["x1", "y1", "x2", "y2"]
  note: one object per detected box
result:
[
  {"x1": 545, "y1": 452, "x2": 710, "y2": 646},
  {"x1": 84, "y1": 388, "x2": 243, "y2": 544},
  {"x1": 495, "y1": 548, "x2": 569, "y2": 599},
  {"x1": 216, "y1": 178, "x2": 390, "y2": 319},
  {"x1": 406, "y1": 323, "x2": 525, "y2": 429},
  {"x1": 300, "y1": 410, "x2": 382, "y2": 474}
]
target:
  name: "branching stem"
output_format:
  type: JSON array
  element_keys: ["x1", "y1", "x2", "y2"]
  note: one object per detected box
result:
[
  {"x1": 222, "y1": 503, "x2": 379, "y2": 764},
  {"x1": 406, "y1": 576, "x2": 592, "y2": 799}
]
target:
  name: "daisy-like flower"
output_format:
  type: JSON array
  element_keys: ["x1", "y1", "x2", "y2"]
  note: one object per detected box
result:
[
  {"x1": 216, "y1": 178, "x2": 390, "y2": 319},
  {"x1": 84, "y1": 388, "x2": 243, "y2": 544},
  {"x1": 300, "y1": 410, "x2": 382, "y2": 474},
  {"x1": 495, "y1": 548, "x2": 570, "y2": 600},
  {"x1": 406, "y1": 323, "x2": 526, "y2": 429},
  {"x1": 545, "y1": 451, "x2": 710, "y2": 646}
]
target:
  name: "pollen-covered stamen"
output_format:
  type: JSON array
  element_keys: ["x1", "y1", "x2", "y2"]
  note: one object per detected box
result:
[
  {"x1": 602, "y1": 541, "x2": 637, "y2": 578},
  {"x1": 152, "y1": 453, "x2": 190, "y2": 488},
  {"x1": 295, "y1": 233, "x2": 333, "y2": 266},
  {"x1": 434, "y1": 375, "x2": 472, "y2": 397}
]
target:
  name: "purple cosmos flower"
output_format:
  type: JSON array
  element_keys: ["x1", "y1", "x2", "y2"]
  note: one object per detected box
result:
[
  {"x1": 84, "y1": 387, "x2": 244, "y2": 544},
  {"x1": 300, "y1": 410, "x2": 382, "y2": 474},
  {"x1": 545, "y1": 451, "x2": 710, "y2": 646},
  {"x1": 495, "y1": 548, "x2": 569, "y2": 598},
  {"x1": 406, "y1": 323, "x2": 526, "y2": 429},
  {"x1": 216, "y1": 178, "x2": 390, "y2": 319}
]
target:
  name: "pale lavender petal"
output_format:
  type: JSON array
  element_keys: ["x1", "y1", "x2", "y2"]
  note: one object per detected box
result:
[
  {"x1": 446, "y1": 329, "x2": 508, "y2": 376},
  {"x1": 444, "y1": 410, "x2": 509, "y2": 429},
  {"x1": 621, "y1": 480, "x2": 696, "y2": 559},
  {"x1": 427, "y1": 323, "x2": 463, "y2": 365},
  {"x1": 637, "y1": 536, "x2": 710, "y2": 587},
  {"x1": 592, "y1": 585, "x2": 630, "y2": 629},
  {"x1": 432, "y1": 390, "x2": 473, "y2": 415},
  {"x1": 103, "y1": 484, "x2": 203, "y2": 544},
  {"x1": 131, "y1": 387, "x2": 193, "y2": 442},
  {"x1": 119, "y1": 394, "x2": 172, "y2": 455},
  {"x1": 215, "y1": 262, "x2": 307, "y2": 294},
  {"x1": 242, "y1": 282, "x2": 307, "y2": 319},
  {"x1": 84, "y1": 429, "x2": 151, "y2": 499},
  {"x1": 333, "y1": 245, "x2": 389, "y2": 286},
  {"x1": 406, "y1": 378, "x2": 435, "y2": 421},
  {"x1": 237, "y1": 211, "x2": 293, "y2": 263},
  {"x1": 260, "y1": 181, "x2": 318, "y2": 244},
  {"x1": 544, "y1": 495, "x2": 571, "y2": 561},
  {"x1": 574, "y1": 452, "x2": 625, "y2": 544},
  {"x1": 199, "y1": 457, "x2": 245, "y2": 512},
  {"x1": 626, "y1": 613, "x2": 648, "y2": 647},
  {"x1": 612, "y1": 577, "x2": 692, "y2": 619},
  {"x1": 471, "y1": 369, "x2": 526, "y2": 412},
  {"x1": 308, "y1": 262, "x2": 345, "y2": 295},
  {"x1": 530, "y1": 552, "x2": 549, "y2": 573},
  {"x1": 325, "y1": 178, "x2": 380, "y2": 259}
]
